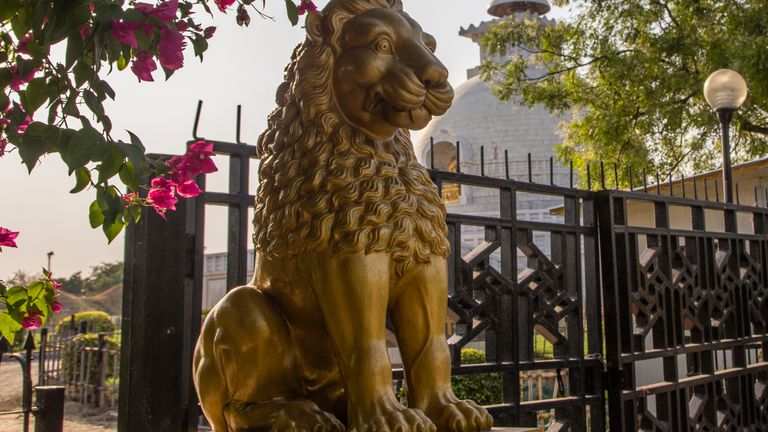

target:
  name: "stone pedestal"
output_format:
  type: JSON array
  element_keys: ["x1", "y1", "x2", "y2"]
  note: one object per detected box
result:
[{"x1": 492, "y1": 428, "x2": 543, "y2": 432}]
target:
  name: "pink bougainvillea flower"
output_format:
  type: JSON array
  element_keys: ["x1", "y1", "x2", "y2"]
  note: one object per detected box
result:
[
  {"x1": 0, "y1": 139, "x2": 7, "y2": 157},
  {"x1": 204, "y1": 26, "x2": 216, "y2": 39},
  {"x1": 214, "y1": 0, "x2": 235, "y2": 12},
  {"x1": 17, "y1": 34, "x2": 32, "y2": 54},
  {"x1": 51, "y1": 301, "x2": 63, "y2": 313},
  {"x1": 136, "y1": 0, "x2": 178, "y2": 21},
  {"x1": 78, "y1": 24, "x2": 93, "y2": 40},
  {"x1": 176, "y1": 179, "x2": 202, "y2": 198},
  {"x1": 10, "y1": 65, "x2": 36, "y2": 91},
  {"x1": 111, "y1": 20, "x2": 141, "y2": 47},
  {"x1": 122, "y1": 192, "x2": 139, "y2": 207},
  {"x1": 166, "y1": 140, "x2": 217, "y2": 183},
  {"x1": 147, "y1": 177, "x2": 178, "y2": 215},
  {"x1": 297, "y1": 0, "x2": 318, "y2": 15},
  {"x1": 131, "y1": 51, "x2": 157, "y2": 82},
  {"x1": 89, "y1": 2, "x2": 95, "y2": 13},
  {"x1": 158, "y1": 28, "x2": 185, "y2": 70},
  {"x1": 0, "y1": 227, "x2": 19, "y2": 251},
  {"x1": 17, "y1": 116, "x2": 31, "y2": 133},
  {"x1": 22, "y1": 313, "x2": 43, "y2": 330},
  {"x1": 51, "y1": 279, "x2": 62, "y2": 290},
  {"x1": 175, "y1": 20, "x2": 189, "y2": 32}
]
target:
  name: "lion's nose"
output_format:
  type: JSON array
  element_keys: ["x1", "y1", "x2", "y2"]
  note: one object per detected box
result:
[{"x1": 415, "y1": 55, "x2": 449, "y2": 89}]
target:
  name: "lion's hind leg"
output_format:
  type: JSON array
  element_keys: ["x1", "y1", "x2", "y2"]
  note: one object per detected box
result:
[{"x1": 195, "y1": 286, "x2": 344, "y2": 432}]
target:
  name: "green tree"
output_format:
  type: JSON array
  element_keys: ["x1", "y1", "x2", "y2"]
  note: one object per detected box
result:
[
  {"x1": 57, "y1": 271, "x2": 84, "y2": 295},
  {"x1": 85, "y1": 261, "x2": 122, "y2": 294},
  {"x1": 480, "y1": 0, "x2": 768, "y2": 182}
]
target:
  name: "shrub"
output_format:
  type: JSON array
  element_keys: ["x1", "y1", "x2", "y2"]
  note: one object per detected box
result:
[
  {"x1": 55, "y1": 311, "x2": 115, "y2": 336},
  {"x1": 61, "y1": 333, "x2": 120, "y2": 402},
  {"x1": 451, "y1": 348, "x2": 503, "y2": 405}
]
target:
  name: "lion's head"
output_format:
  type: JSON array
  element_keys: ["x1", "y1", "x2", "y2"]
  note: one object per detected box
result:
[{"x1": 254, "y1": 0, "x2": 453, "y2": 276}]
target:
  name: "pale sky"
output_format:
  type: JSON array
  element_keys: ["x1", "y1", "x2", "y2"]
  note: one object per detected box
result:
[{"x1": 0, "y1": 1, "x2": 568, "y2": 279}]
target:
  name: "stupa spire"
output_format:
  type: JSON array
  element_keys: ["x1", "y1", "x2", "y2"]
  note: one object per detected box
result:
[{"x1": 487, "y1": 0, "x2": 551, "y2": 17}]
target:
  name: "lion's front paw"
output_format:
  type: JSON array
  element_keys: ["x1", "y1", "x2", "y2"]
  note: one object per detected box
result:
[
  {"x1": 431, "y1": 400, "x2": 493, "y2": 432},
  {"x1": 270, "y1": 400, "x2": 345, "y2": 432},
  {"x1": 358, "y1": 407, "x2": 436, "y2": 432}
]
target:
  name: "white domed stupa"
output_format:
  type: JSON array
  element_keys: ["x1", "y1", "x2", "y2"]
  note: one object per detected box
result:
[{"x1": 413, "y1": 0, "x2": 569, "y2": 259}]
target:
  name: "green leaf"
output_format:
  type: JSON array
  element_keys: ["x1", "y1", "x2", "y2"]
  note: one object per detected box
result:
[
  {"x1": 70, "y1": 167, "x2": 91, "y2": 193},
  {"x1": 23, "y1": 77, "x2": 47, "y2": 113},
  {"x1": 0, "y1": 312, "x2": 22, "y2": 345},
  {"x1": 72, "y1": 60, "x2": 91, "y2": 88},
  {"x1": 89, "y1": 200, "x2": 104, "y2": 228},
  {"x1": 285, "y1": 0, "x2": 299, "y2": 26},
  {"x1": 93, "y1": 3, "x2": 124, "y2": 26},
  {"x1": 0, "y1": 92, "x2": 9, "y2": 112},
  {"x1": 103, "y1": 219, "x2": 125, "y2": 243},
  {"x1": 18, "y1": 122, "x2": 49, "y2": 172},
  {"x1": 6, "y1": 286, "x2": 27, "y2": 305},
  {"x1": 63, "y1": 93, "x2": 80, "y2": 116},
  {"x1": 118, "y1": 161, "x2": 138, "y2": 191},
  {"x1": 191, "y1": 34, "x2": 208, "y2": 60},
  {"x1": 83, "y1": 89, "x2": 104, "y2": 116},
  {"x1": 63, "y1": 126, "x2": 103, "y2": 174},
  {"x1": 97, "y1": 144, "x2": 125, "y2": 183},
  {"x1": 65, "y1": 33, "x2": 85, "y2": 70},
  {"x1": 116, "y1": 54, "x2": 128, "y2": 71},
  {"x1": 96, "y1": 80, "x2": 116, "y2": 100}
]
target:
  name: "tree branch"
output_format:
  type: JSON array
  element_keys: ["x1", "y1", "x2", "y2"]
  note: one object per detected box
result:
[{"x1": 741, "y1": 121, "x2": 768, "y2": 135}]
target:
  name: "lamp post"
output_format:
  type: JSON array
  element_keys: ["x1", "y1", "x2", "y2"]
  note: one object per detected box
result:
[{"x1": 703, "y1": 69, "x2": 748, "y2": 204}]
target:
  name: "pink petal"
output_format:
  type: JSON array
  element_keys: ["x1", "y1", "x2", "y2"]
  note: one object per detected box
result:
[
  {"x1": 176, "y1": 179, "x2": 202, "y2": 198},
  {"x1": 158, "y1": 29, "x2": 185, "y2": 70}
]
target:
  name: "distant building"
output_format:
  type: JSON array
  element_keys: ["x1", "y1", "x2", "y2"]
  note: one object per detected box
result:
[
  {"x1": 412, "y1": 0, "x2": 569, "y2": 269},
  {"x1": 202, "y1": 250, "x2": 254, "y2": 310}
]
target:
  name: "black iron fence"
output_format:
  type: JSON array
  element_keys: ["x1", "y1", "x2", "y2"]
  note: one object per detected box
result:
[{"x1": 117, "y1": 104, "x2": 768, "y2": 431}]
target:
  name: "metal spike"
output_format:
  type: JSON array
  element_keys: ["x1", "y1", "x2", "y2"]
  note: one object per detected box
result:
[
  {"x1": 704, "y1": 178, "x2": 709, "y2": 201},
  {"x1": 528, "y1": 153, "x2": 533, "y2": 183},
  {"x1": 430, "y1": 137, "x2": 435, "y2": 169},
  {"x1": 456, "y1": 141, "x2": 461, "y2": 173},
  {"x1": 736, "y1": 183, "x2": 741, "y2": 205},
  {"x1": 613, "y1": 163, "x2": 619, "y2": 190},
  {"x1": 586, "y1": 164, "x2": 592, "y2": 191},
  {"x1": 681, "y1": 173, "x2": 686, "y2": 198},
  {"x1": 600, "y1": 162, "x2": 606, "y2": 190},
  {"x1": 628, "y1": 166, "x2": 634, "y2": 191},
  {"x1": 504, "y1": 149, "x2": 510, "y2": 180},
  {"x1": 643, "y1": 168, "x2": 648, "y2": 192},
  {"x1": 550, "y1": 157, "x2": 554, "y2": 185},
  {"x1": 669, "y1": 173, "x2": 674, "y2": 197},
  {"x1": 694, "y1": 179, "x2": 699, "y2": 200},
  {"x1": 192, "y1": 99, "x2": 203, "y2": 140},
  {"x1": 23, "y1": 332, "x2": 35, "y2": 351},
  {"x1": 715, "y1": 180, "x2": 720, "y2": 202},
  {"x1": 569, "y1": 160, "x2": 574, "y2": 189},
  {"x1": 236, "y1": 105, "x2": 243, "y2": 144},
  {"x1": 755, "y1": 186, "x2": 760, "y2": 207},
  {"x1": 481, "y1": 146, "x2": 485, "y2": 176},
  {"x1": 656, "y1": 172, "x2": 661, "y2": 195}
]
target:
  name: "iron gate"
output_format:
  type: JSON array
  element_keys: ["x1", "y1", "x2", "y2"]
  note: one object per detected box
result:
[{"x1": 118, "y1": 104, "x2": 768, "y2": 431}]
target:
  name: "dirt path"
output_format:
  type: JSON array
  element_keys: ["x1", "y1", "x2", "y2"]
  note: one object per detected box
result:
[{"x1": 0, "y1": 359, "x2": 117, "y2": 431}]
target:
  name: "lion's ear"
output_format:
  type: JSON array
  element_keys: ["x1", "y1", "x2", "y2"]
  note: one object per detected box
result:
[{"x1": 305, "y1": 12, "x2": 324, "y2": 44}]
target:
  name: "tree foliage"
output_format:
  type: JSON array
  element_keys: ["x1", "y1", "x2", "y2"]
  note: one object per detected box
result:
[{"x1": 480, "y1": 0, "x2": 768, "y2": 182}]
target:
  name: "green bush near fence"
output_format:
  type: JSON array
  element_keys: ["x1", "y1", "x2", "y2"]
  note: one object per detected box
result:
[
  {"x1": 56, "y1": 311, "x2": 115, "y2": 335},
  {"x1": 62, "y1": 333, "x2": 120, "y2": 400},
  {"x1": 451, "y1": 348, "x2": 503, "y2": 405}
]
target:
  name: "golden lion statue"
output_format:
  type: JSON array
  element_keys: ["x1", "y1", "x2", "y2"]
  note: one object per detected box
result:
[{"x1": 193, "y1": 1, "x2": 494, "y2": 431}]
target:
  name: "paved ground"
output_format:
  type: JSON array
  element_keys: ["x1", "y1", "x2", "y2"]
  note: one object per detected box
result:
[{"x1": 0, "y1": 359, "x2": 117, "y2": 431}]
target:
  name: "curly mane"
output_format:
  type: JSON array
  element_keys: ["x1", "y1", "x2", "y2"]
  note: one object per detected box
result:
[{"x1": 253, "y1": 0, "x2": 449, "y2": 276}]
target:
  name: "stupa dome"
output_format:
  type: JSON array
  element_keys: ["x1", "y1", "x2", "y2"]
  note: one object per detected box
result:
[{"x1": 488, "y1": 0, "x2": 551, "y2": 17}]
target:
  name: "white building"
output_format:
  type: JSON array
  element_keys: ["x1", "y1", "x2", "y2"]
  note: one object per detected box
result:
[{"x1": 412, "y1": 0, "x2": 569, "y2": 268}]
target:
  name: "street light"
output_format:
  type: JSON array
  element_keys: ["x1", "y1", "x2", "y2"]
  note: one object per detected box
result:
[{"x1": 704, "y1": 69, "x2": 748, "y2": 203}]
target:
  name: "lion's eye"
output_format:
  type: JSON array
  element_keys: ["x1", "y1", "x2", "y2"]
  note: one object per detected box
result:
[{"x1": 372, "y1": 37, "x2": 393, "y2": 55}]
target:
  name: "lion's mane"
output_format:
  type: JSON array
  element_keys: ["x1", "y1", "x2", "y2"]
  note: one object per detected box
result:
[{"x1": 253, "y1": 0, "x2": 449, "y2": 276}]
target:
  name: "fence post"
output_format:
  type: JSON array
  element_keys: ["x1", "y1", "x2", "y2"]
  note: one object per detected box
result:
[
  {"x1": 96, "y1": 333, "x2": 106, "y2": 408},
  {"x1": 38, "y1": 328, "x2": 48, "y2": 385},
  {"x1": 118, "y1": 183, "x2": 201, "y2": 432},
  {"x1": 34, "y1": 386, "x2": 65, "y2": 432}
]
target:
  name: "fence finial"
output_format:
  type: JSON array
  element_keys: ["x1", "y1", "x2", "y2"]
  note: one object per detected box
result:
[
  {"x1": 600, "y1": 162, "x2": 606, "y2": 190},
  {"x1": 569, "y1": 160, "x2": 574, "y2": 189},
  {"x1": 628, "y1": 166, "x2": 634, "y2": 191},
  {"x1": 236, "y1": 105, "x2": 243, "y2": 144},
  {"x1": 528, "y1": 153, "x2": 533, "y2": 183},
  {"x1": 586, "y1": 164, "x2": 592, "y2": 191},
  {"x1": 192, "y1": 100, "x2": 203, "y2": 140},
  {"x1": 505, "y1": 149, "x2": 510, "y2": 180},
  {"x1": 480, "y1": 146, "x2": 485, "y2": 177},
  {"x1": 430, "y1": 137, "x2": 435, "y2": 169},
  {"x1": 613, "y1": 163, "x2": 619, "y2": 190}
]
